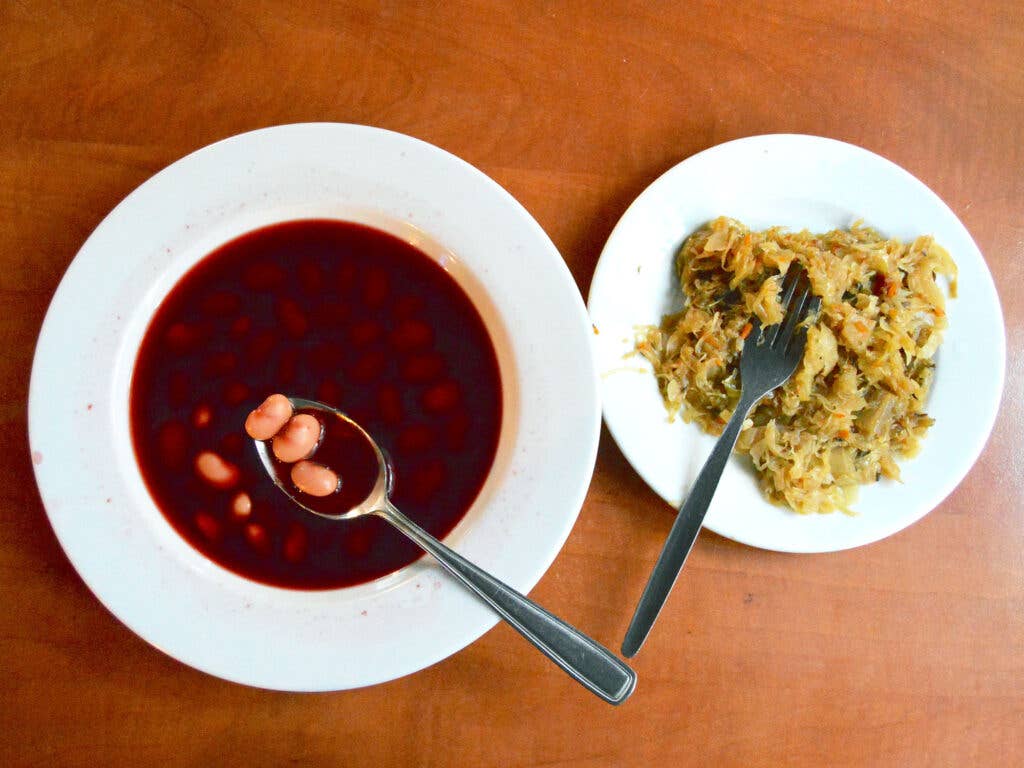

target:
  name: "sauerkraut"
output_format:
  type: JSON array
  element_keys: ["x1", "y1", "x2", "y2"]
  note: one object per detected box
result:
[{"x1": 636, "y1": 217, "x2": 957, "y2": 513}]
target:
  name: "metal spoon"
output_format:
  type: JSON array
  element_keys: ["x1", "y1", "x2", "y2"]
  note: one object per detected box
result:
[{"x1": 254, "y1": 397, "x2": 636, "y2": 705}]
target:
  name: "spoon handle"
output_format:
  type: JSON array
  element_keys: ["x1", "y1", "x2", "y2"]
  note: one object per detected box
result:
[{"x1": 377, "y1": 503, "x2": 637, "y2": 705}]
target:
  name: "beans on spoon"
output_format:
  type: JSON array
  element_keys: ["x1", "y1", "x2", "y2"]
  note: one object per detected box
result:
[{"x1": 245, "y1": 394, "x2": 339, "y2": 497}]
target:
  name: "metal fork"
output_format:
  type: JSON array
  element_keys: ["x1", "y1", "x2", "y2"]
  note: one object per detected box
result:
[{"x1": 621, "y1": 266, "x2": 821, "y2": 658}]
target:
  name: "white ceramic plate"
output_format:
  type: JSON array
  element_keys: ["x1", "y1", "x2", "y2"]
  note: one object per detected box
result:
[
  {"x1": 588, "y1": 134, "x2": 1005, "y2": 553},
  {"x1": 29, "y1": 124, "x2": 601, "y2": 690}
]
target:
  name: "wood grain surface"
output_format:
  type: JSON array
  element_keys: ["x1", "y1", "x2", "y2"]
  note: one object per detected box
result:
[{"x1": 2, "y1": 2, "x2": 1022, "y2": 766}]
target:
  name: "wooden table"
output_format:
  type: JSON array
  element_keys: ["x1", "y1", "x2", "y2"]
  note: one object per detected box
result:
[{"x1": 2, "y1": 2, "x2": 1021, "y2": 765}]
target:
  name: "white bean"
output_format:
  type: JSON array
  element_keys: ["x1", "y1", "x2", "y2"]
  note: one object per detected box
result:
[
  {"x1": 272, "y1": 414, "x2": 322, "y2": 463},
  {"x1": 194, "y1": 451, "x2": 240, "y2": 490},
  {"x1": 245, "y1": 394, "x2": 293, "y2": 441},
  {"x1": 291, "y1": 461, "x2": 340, "y2": 497}
]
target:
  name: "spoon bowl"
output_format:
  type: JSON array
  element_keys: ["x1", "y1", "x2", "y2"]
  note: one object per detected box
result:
[
  {"x1": 253, "y1": 397, "x2": 392, "y2": 522},
  {"x1": 253, "y1": 397, "x2": 637, "y2": 705}
]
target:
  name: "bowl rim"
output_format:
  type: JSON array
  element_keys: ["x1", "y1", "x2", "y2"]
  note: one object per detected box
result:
[{"x1": 29, "y1": 123, "x2": 602, "y2": 690}]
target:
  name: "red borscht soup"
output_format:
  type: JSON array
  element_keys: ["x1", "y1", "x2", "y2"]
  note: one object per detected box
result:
[{"x1": 130, "y1": 220, "x2": 503, "y2": 589}]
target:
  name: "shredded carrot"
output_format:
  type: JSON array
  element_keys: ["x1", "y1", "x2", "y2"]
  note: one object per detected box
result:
[
  {"x1": 739, "y1": 322, "x2": 752, "y2": 339},
  {"x1": 837, "y1": 429, "x2": 851, "y2": 440},
  {"x1": 854, "y1": 321, "x2": 869, "y2": 333},
  {"x1": 886, "y1": 281, "x2": 899, "y2": 298}
]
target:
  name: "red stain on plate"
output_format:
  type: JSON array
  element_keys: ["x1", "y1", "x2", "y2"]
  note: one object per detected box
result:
[{"x1": 32, "y1": 451, "x2": 43, "y2": 465}]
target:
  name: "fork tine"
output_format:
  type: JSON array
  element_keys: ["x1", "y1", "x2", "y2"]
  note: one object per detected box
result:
[
  {"x1": 785, "y1": 294, "x2": 822, "y2": 354},
  {"x1": 769, "y1": 267, "x2": 803, "y2": 345},
  {"x1": 772, "y1": 275, "x2": 810, "y2": 350},
  {"x1": 746, "y1": 315, "x2": 763, "y2": 343},
  {"x1": 806, "y1": 294, "x2": 822, "y2": 321}
]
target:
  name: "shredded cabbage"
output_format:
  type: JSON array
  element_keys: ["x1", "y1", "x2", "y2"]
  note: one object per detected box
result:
[{"x1": 636, "y1": 217, "x2": 957, "y2": 513}]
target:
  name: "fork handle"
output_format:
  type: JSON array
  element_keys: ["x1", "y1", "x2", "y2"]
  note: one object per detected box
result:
[{"x1": 621, "y1": 391, "x2": 761, "y2": 658}]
